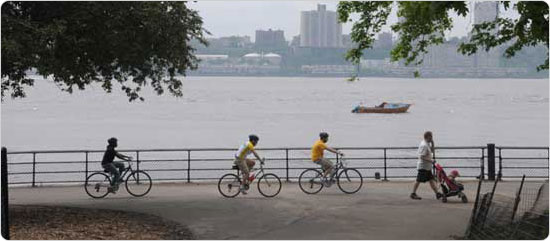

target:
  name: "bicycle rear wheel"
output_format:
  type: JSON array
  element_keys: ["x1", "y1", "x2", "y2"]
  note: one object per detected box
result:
[
  {"x1": 337, "y1": 168, "x2": 363, "y2": 194},
  {"x1": 298, "y1": 169, "x2": 324, "y2": 194},
  {"x1": 125, "y1": 170, "x2": 152, "y2": 197},
  {"x1": 85, "y1": 172, "x2": 111, "y2": 198},
  {"x1": 257, "y1": 173, "x2": 282, "y2": 197},
  {"x1": 218, "y1": 173, "x2": 241, "y2": 198}
]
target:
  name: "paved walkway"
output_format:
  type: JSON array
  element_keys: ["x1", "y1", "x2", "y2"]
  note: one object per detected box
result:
[{"x1": 9, "y1": 181, "x2": 522, "y2": 239}]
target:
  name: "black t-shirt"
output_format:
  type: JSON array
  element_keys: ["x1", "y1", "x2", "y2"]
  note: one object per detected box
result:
[{"x1": 101, "y1": 145, "x2": 116, "y2": 165}]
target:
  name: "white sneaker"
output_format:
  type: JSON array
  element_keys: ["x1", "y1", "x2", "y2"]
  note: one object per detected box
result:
[{"x1": 240, "y1": 185, "x2": 248, "y2": 195}]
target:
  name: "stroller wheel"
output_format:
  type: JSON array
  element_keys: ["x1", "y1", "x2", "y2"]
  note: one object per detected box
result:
[{"x1": 461, "y1": 194, "x2": 468, "y2": 203}]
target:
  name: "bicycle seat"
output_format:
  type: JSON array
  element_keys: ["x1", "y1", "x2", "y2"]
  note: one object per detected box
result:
[
  {"x1": 232, "y1": 165, "x2": 239, "y2": 170},
  {"x1": 103, "y1": 169, "x2": 110, "y2": 173}
]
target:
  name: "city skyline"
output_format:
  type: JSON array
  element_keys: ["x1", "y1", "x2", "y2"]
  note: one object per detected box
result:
[{"x1": 188, "y1": 1, "x2": 479, "y2": 42}]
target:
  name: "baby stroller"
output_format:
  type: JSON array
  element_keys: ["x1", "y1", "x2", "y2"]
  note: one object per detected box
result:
[{"x1": 434, "y1": 163, "x2": 468, "y2": 203}]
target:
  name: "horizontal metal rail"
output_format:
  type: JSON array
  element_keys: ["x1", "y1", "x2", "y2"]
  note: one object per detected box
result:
[{"x1": 4, "y1": 145, "x2": 548, "y2": 186}]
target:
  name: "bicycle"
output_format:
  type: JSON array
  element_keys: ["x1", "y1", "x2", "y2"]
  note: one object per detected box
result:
[
  {"x1": 298, "y1": 156, "x2": 363, "y2": 194},
  {"x1": 84, "y1": 158, "x2": 152, "y2": 198},
  {"x1": 218, "y1": 158, "x2": 282, "y2": 198}
]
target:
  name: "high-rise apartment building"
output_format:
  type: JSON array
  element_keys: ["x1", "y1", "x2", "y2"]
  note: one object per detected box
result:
[{"x1": 300, "y1": 4, "x2": 342, "y2": 48}]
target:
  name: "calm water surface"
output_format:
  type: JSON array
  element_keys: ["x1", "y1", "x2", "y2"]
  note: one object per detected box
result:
[{"x1": 2, "y1": 76, "x2": 548, "y2": 150}]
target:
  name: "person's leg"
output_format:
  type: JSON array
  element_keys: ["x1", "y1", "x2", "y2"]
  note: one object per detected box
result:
[
  {"x1": 103, "y1": 163, "x2": 120, "y2": 186},
  {"x1": 246, "y1": 159, "x2": 256, "y2": 172},
  {"x1": 113, "y1": 162, "x2": 125, "y2": 182},
  {"x1": 429, "y1": 179, "x2": 439, "y2": 193},
  {"x1": 429, "y1": 179, "x2": 443, "y2": 199},
  {"x1": 235, "y1": 158, "x2": 250, "y2": 193},
  {"x1": 410, "y1": 170, "x2": 423, "y2": 200},
  {"x1": 412, "y1": 181, "x2": 420, "y2": 193},
  {"x1": 320, "y1": 159, "x2": 334, "y2": 177}
]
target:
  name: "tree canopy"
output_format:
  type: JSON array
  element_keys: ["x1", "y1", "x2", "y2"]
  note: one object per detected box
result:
[
  {"x1": 1, "y1": 2, "x2": 208, "y2": 101},
  {"x1": 337, "y1": 1, "x2": 549, "y2": 76}
]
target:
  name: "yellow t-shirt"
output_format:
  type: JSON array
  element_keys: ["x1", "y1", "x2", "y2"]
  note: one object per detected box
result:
[
  {"x1": 236, "y1": 141, "x2": 255, "y2": 160},
  {"x1": 311, "y1": 140, "x2": 327, "y2": 161}
]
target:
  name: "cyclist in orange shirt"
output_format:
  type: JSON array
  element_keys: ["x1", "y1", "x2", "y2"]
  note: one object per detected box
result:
[{"x1": 311, "y1": 132, "x2": 344, "y2": 180}]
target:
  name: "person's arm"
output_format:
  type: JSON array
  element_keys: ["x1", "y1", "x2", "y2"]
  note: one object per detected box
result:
[
  {"x1": 251, "y1": 149, "x2": 263, "y2": 163},
  {"x1": 420, "y1": 145, "x2": 433, "y2": 163},
  {"x1": 326, "y1": 146, "x2": 344, "y2": 156},
  {"x1": 430, "y1": 140, "x2": 436, "y2": 162},
  {"x1": 115, "y1": 151, "x2": 131, "y2": 161}
]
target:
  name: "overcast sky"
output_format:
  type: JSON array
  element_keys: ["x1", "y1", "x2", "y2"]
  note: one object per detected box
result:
[{"x1": 188, "y1": 1, "x2": 478, "y2": 41}]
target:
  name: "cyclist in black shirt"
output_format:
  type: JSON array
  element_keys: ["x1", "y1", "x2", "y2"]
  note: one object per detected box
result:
[{"x1": 102, "y1": 137, "x2": 132, "y2": 190}]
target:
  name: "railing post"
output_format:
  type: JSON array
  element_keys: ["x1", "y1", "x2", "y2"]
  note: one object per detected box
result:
[
  {"x1": 136, "y1": 151, "x2": 140, "y2": 172},
  {"x1": 136, "y1": 151, "x2": 140, "y2": 183},
  {"x1": 285, "y1": 149, "x2": 289, "y2": 182},
  {"x1": 480, "y1": 148, "x2": 485, "y2": 180},
  {"x1": 85, "y1": 151, "x2": 89, "y2": 183},
  {"x1": 32, "y1": 152, "x2": 36, "y2": 187},
  {"x1": 498, "y1": 147, "x2": 502, "y2": 180},
  {"x1": 383, "y1": 148, "x2": 388, "y2": 181},
  {"x1": 187, "y1": 150, "x2": 191, "y2": 183},
  {"x1": 487, "y1": 143, "x2": 495, "y2": 181},
  {"x1": 2, "y1": 147, "x2": 10, "y2": 239}
]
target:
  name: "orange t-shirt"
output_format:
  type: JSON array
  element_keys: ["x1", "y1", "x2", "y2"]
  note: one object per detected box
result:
[{"x1": 311, "y1": 140, "x2": 327, "y2": 161}]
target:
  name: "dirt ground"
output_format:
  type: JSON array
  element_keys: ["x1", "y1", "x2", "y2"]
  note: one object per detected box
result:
[{"x1": 9, "y1": 205, "x2": 194, "y2": 240}]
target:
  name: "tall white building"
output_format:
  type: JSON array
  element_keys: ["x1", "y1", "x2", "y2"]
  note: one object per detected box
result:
[{"x1": 300, "y1": 4, "x2": 342, "y2": 48}]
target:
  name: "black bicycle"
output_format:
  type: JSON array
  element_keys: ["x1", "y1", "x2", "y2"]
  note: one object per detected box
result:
[
  {"x1": 298, "y1": 157, "x2": 363, "y2": 194},
  {"x1": 218, "y1": 159, "x2": 282, "y2": 198},
  {"x1": 84, "y1": 159, "x2": 152, "y2": 198}
]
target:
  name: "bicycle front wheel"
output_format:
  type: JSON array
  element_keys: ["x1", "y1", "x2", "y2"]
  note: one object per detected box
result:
[
  {"x1": 125, "y1": 170, "x2": 152, "y2": 197},
  {"x1": 337, "y1": 168, "x2": 363, "y2": 194},
  {"x1": 85, "y1": 172, "x2": 111, "y2": 199},
  {"x1": 218, "y1": 173, "x2": 241, "y2": 198},
  {"x1": 298, "y1": 169, "x2": 324, "y2": 194},
  {"x1": 257, "y1": 173, "x2": 282, "y2": 197}
]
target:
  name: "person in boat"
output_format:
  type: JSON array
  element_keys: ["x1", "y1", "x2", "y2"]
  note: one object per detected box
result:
[{"x1": 376, "y1": 102, "x2": 388, "y2": 108}]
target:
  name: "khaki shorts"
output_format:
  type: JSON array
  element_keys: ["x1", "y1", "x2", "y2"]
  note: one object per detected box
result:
[
  {"x1": 234, "y1": 157, "x2": 250, "y2": 175},
  {"x1": 313, "y1": 158, "x2": 333, "y2": 171}
]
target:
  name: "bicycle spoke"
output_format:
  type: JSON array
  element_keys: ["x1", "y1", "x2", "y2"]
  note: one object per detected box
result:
[
  {"x1": 85, "y1": 173, "x2": 111, "y2": 198},
  {"x1": 337, "y1": 168, "x2": 363, "y2": 194},
  {"x1": 218, "y1": 174, "x2": 241, "y2": 198},
  {"x1": 125, "y1": 171, "x2": 152, "y2": 197},
  {"x1": 299, "y1": 169, "x2": 323, "y2": 194},
  {"x1": 257, "y1": 173, "x2": 281, "y2": 197}
]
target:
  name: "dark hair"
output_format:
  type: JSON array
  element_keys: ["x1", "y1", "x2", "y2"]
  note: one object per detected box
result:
[
  {"x1": 249, "y1": 134, "x2": 259, "y2": 142},
  {"x1": 319, "y1": 132, "x2": 329, "y2": 139},
  {"x1": 424, "y1": 131, "x2": 433, "y2": 139},
  {"x1": 108, "y1": 137, "x2": 118, "y2": 145}
]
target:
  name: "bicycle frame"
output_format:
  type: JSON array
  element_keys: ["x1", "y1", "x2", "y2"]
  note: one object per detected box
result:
[
  {"x1": 236, "y1": 160, "x2": 266, "y2": 183},
  {"x1": 106, "y1": 159, "x2": 135, "y2": 183},
  {"x1": 324, "y1": 158, "x2": 347, "y2": 181}
]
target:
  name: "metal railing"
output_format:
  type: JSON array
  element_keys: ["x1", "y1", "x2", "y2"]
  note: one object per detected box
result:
[
  {"x1": 497, "y1": 146, "x2": 550, "y2": 179},
  {"x1": 4, "y1": 145, "x2": 548, "y2": 186}
]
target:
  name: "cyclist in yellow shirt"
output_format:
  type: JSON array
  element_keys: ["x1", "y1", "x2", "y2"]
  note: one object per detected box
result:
[
  {"x1": 311, "y1": 132, "x2": 344, "y2": 181},
  {"x1": 234, "y1": 134, "x2": 263, "y2": 194}
]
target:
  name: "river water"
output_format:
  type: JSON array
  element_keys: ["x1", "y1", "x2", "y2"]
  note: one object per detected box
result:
[{"x1": 1, "y1": 76, "x2": 548, "y2": 183}]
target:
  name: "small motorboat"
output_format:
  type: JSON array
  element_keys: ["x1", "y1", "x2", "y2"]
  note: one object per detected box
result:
[{"x1": 352, "y1": 103, "x2": 411, "y2": 114}]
